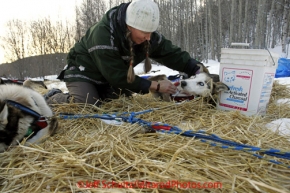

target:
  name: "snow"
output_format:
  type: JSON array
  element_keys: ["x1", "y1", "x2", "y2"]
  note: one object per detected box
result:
[
  {"x1": 269, "y1": 45, "x2": 290, "y2": 58},
  {"x1": 266, "y1": 119, "x2": 290, "y2": 136},
  {"x1": 45, "y1": 79, "x2": 69, "y2": 93},
  {"x1": 43, "y1": 46, "x2": 290, "y2": 138},
  {"x1": 134, "y1": 60, "x2": 221, "y2": 77}
]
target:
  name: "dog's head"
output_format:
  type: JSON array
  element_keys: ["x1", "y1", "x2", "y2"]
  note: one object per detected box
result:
[{"x1": 178, "y1": 72, "x2": 229, "y2": 97}]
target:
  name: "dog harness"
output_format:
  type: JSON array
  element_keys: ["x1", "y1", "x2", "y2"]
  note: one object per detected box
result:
[{"x1": 5, "y1": 100, "x2": 48, "y2": 136}]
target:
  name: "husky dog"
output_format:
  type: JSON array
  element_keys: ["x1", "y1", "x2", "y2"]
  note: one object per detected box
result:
[
  {"x1": 0, "y1": 84, "x2": 58, "y2": 152},
  {"x1": 148, "y1": 72, "x2": 229, "y2": 102}
]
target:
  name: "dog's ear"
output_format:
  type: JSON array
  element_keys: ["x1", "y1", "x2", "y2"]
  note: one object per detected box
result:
[
  {"x1": 209, "y1": 74, "x2": 220, "y2": 82},
  {"x1": 212, "y1": 82, "x2": 230, "y2": 94},
  {"x1": 197, "y1": 63, "x2": 210, "y2": 74},
  {"x1": 0, "y1": 101, "x2": 8, "y2": 125}
]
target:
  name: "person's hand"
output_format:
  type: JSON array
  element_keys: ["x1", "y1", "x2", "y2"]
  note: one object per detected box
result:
[
  {"x1": 150, "y1": 80, "x2": 177, "y2": 94},
  {"x1": 159, "y1": 80, "x2": 177, "y2": 94}
]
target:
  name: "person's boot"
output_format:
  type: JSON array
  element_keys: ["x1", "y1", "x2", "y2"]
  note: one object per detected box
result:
[
  {"x1": 43, "y1": 88, "x2": 63, "y2": 100},
  {"x1": 44, "y1": 88, "x2": 71, "y2": 105}
]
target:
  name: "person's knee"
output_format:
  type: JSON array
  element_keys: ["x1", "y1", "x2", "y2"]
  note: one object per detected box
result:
[
  {"x1": 72, "y1": 93, "x2": 99, "y2": 105},
  {"x1": 66, "y1": 81, "x2": 100, "y2": 105}
]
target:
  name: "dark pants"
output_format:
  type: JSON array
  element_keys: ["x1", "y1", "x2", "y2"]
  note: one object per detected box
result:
[{"x1": 46, "y1": 81, "x2": 132, "y2": 106}]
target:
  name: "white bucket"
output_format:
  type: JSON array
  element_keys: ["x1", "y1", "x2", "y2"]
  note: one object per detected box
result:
[{"x1": 217, "y1": 48, "x2": 280, "y2": 116}]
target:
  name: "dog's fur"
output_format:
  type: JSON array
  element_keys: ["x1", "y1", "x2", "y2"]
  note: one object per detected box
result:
[
  {"x1": 23, "y1": 79, "x2": 48, "y2": 95},
  {"x1": 148, "y1": 72, "x2": 229, "y2": 102},
  {"x1": 0, "y1": 84, "x2": 58, "y2": 152}
]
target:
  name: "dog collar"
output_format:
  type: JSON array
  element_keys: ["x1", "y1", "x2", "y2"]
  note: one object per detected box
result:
[
  {"x1": 25, "y1": 127, "x2": 33, "y2": 137},
  {"x1": 5, "y1": 100, "x2": 48, "y2": 130}
]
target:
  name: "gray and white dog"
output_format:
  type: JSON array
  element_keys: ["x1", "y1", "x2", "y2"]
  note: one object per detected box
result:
[{"x1": 0, "y1": 84, "x2": 58, "y2": 152}]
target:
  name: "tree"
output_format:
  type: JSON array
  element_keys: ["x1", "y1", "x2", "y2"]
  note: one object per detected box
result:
[
  {"x1": 75, "y1": 0, "x2": 107, "y2": 40},
  {"x1": 199, "y1": 0, "x2": 205, "y2": 61},
  {"x1": 1, "y1": 20, "x2": 29, "y2": 62},
  {"x1": 237, "y1": 0, "x2": 243, "y2": 43},
  {"x1": 29, "y1": 18, "x2": 50, "y2": 56},
  {"x1": 0, "y1": 19, "x2": 30, "y2": 78},
  {"x1": 281, "y1": 0, "x2": 290, "y2": 54},
  {"x1": 243, "y1": 0, "x2": 249, "y2": 43},
  {"x1": 207, "y1": 0, "x2": 215, "y2": 60},
  {"x1": 229, "y1": 0, "x2": 236, "y2": 46},
  {"x1": 217, "y1": 0, "x2": 222, "y2": 61},
  {"x1": 254, "y1": 0, "x2": 266, "y2": 48},
  {"x1": 266, "y1": 0, "x2": 276, "y2": 48}
]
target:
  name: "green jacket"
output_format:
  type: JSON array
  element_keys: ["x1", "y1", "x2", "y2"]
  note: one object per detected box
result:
[{"x1": 61, "y1": 3, "x2": 200, "y2": 94}]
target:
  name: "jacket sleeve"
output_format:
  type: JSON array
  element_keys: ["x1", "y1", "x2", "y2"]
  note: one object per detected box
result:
[
  {"x1": 89, "y1": 48, "x2": 151, "y2": 94},
  {"x1": 149, "y1": 32, "x2": 201, "y2": 75},
  {"x1": 183, "y1": 58, "x2": 202, "y2": 77}
]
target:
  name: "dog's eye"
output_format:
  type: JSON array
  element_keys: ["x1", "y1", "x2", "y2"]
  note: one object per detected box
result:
[{"x1": 197, "y1": 82, "x2": 204, "y2": 86}]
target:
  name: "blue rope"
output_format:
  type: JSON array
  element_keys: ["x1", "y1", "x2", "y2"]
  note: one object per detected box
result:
[{"x1": 58, "y1": 110, "x2": 290, "y2": 168}]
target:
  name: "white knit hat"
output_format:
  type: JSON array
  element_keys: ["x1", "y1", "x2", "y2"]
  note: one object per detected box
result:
[{"x1": 125, "y1": 0, "x2": 160, "y2": 32}]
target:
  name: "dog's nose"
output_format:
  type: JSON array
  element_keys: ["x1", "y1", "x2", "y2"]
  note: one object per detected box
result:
[{"x1": 181, "y1": 81, "x2": 187, "y2": 88}]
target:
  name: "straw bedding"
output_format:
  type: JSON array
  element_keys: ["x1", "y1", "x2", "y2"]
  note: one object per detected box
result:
[{"x1": 1, "y1": 80, "x2": 290, "y2": 193}]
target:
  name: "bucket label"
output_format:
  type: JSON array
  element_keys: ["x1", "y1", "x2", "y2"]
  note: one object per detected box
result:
[
  {"x1": 257, "y1": 73, "x2": 275, "y2": 114},
  {"x1": 219, "y1": 68, "x2": 253, "y2": 111}
]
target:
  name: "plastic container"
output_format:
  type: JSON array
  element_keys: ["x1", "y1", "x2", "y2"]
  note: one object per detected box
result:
[
  {"x1": 275, "y1": 58, "x2": 290, "y2": 78},
  {"x1": 217, "y1": 48, "x2": 279, "y2": 116}
]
